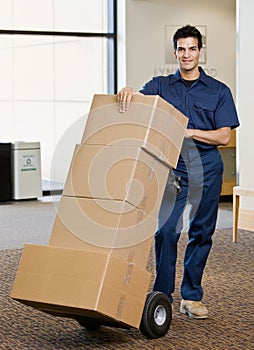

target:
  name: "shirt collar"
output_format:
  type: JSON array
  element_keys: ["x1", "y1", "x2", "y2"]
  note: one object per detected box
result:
[{"x1": 171, "y1": 67, "x2": 210, "y2": 87}]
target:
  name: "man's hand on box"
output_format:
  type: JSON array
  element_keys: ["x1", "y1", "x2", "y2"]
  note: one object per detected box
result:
[{"x1": 118, "y1": 87, "x2": 140, "y2": 113}]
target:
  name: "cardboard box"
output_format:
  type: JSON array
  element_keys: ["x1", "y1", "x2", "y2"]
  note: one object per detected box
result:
[
  {"x1": 50, "y1": 195, "x2": 157, "y2": 254},
  {"x1": 81, "y1": 94, "x2": 188, "y2": 168},
  {"x1": 49, "y1": 222, "x2": 154, "y2": 270},
  {"x1": 11, "y1": 94, "x2": 188, "y2": 330},
  {"x1": 11, "y1": 244, "x2": 151, "y2": 329},
  {"x1": 63, "y1": 144, "x2": 170, "y2": 215}
]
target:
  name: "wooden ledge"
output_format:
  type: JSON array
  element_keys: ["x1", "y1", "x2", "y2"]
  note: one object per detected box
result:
[{"x1": 233, "y1": 186, "x2": 254, "y2": 197}]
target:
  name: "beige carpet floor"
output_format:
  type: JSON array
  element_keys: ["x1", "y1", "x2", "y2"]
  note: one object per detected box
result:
[{"x1": 0, "y1": 228, "x2": 253, "y2": 350}]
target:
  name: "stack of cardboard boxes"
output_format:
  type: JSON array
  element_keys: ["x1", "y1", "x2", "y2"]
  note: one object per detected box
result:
[{"x1": 11, "y1": 94, "x2": 188, "y2": 330}]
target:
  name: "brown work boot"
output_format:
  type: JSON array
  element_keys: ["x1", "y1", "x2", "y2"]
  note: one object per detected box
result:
[{"x1": 180, "y1": 299, "x2": 208, "y2": 319}]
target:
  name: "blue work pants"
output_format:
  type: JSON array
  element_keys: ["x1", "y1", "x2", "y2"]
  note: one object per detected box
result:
[{"x1": 153, "y1": 140, "x2": 223, "y2": 302}]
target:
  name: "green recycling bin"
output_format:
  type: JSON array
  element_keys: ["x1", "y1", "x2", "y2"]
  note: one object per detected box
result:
[{"x1": 11, "y1": 141, "x2": 42, "y2": 200}]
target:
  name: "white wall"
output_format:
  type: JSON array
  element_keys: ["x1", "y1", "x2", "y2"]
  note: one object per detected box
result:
[
  {"x1": 237, "y1": 0, "x2": 254, "y2": 208},
  {"x1": 120, "y1": 0, "x2": 254, "y2": 211},
  {"x1": 123, "y1": 0, "x2": 236, "y2": 98},
  {"x1": 0, "y1": 0, "x2": 108, "y2": 183}
]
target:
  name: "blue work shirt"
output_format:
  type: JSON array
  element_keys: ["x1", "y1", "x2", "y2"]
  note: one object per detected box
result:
[{"x1": 139, "y1": 67, "x2": 240, "y2": 150}]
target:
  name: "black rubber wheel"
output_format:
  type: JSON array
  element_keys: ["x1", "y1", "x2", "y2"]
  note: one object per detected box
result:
[
  {"x1": 140, "y1": 291, "x2": 172, "y2": 339},
  {"x1": 76, "y1": 317, "x2": 101, "y2": 330}
]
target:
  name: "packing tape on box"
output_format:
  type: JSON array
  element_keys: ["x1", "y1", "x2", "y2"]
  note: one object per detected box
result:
[
  {"x1": 126, "y1": 250, "x2": 135, "y2": 264},
  {"x1": 116, "y1": 295, "x2": 126, "y2": 319},
  {"x1": 124, "y1": 262, "x2": 134, "y2": 287},
  {"x1": 116, "y1": 262, "x2": 134, "y2": 319}
]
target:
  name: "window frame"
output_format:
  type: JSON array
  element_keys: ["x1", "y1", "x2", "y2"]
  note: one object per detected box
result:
[{"x1": 0, "y1": 0, "x2": 117, "y2": 93}]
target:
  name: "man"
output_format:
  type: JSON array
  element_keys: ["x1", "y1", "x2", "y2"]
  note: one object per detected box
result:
[{"x1": 118, "y1": 25, "x2": 239, "y2": 319}]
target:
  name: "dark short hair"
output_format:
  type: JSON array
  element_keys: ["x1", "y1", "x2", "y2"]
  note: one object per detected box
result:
[{"x1": 173, "y1": 25, "x2": 203, "y2": 50}]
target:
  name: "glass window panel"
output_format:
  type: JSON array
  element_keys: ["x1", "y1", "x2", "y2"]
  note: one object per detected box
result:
[
  {"x1": 12, "y1": 35, "x2": 54, "y2": 101},
  {"x1": 9, "y1": 0, "x2": 109, "y2": 33},
  {"x1": 54, "y1": 0, "x2": 109, "y2": 33},
  {"x1": 54, "y1": 36, "x2": 108, "y2": 100},
  {"x1": 0, "y1": 0, "x2": 12, "y2": 29},
  {"x1": 0, "y1": 36, "x2": 13, "y2": 100},
  {"x1": 12, "y1": 0, "x2": 53, "y2": 31},
  {"x1": 0, "y1": 0, "x2": 116, "y2": 181}
]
